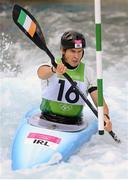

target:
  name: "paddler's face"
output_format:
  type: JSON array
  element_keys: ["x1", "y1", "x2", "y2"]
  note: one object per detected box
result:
[{"x1": 62, "y1": 48, "x2": 84, "y2": 67}]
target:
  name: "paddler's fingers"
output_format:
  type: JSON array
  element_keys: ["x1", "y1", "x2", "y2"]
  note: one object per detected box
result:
[
  {"x1": 104, "y1": 116, "x2": 112, "y2": 132},
  {"x1": 55, "y1": 63, "x2": 67, "y2": 74}
]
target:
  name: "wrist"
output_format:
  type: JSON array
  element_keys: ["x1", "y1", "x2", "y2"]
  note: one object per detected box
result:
[{"x1": 51, "y1": 66, "x2": 56, "y2": 73}]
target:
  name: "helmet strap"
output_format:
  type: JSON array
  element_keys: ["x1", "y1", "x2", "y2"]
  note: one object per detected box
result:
[{"x1": 81, "y1": 50, "x2": 84, "y2": 59}]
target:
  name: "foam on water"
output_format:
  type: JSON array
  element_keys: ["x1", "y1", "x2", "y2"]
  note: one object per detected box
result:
[{"x1": 0, "y1": 2, "x2": 128, "y2": 179}]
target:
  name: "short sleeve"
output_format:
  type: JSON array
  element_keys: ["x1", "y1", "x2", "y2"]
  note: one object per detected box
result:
[{"x1": 85, "y1": 66, "x2": 97, "y2": 92}]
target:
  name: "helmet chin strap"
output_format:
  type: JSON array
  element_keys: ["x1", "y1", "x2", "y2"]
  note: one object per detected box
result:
[
  {"x1": 61, "y1": 50, "x2": 84, "y2": 69},
  {"x1": 80, "y1": 50, "x2": 84, "y2": 60}
]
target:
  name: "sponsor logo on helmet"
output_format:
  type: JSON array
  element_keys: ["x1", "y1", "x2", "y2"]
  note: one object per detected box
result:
[{"x1": 74, "y1": 40, "x2": 82, "y2": 48}]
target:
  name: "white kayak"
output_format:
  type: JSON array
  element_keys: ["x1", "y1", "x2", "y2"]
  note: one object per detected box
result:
[{"x1": 11, "y1": 108, "x2": 98, "y2": 170}]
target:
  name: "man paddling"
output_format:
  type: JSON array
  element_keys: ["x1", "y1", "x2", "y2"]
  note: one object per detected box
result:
[{"x1": 37, "y1": 31, "x2": 112, "y2": 132}]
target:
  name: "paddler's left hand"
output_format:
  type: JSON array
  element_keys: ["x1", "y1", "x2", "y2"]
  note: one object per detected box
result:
[{"x1": 104, "y1": 114, "x2": 112, "y2": 132}]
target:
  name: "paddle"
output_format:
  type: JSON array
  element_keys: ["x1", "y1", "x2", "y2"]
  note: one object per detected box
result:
[{"x1": 12, "y1": 4, "x2": 121, "y2": 143}]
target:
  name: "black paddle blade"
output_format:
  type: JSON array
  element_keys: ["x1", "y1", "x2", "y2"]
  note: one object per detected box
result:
[{"x1": 12, "y1": 4, "x2": 47, "y2": 51}]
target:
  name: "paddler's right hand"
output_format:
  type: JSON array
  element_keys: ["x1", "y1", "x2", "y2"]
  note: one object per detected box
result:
[{"x1": 52, "y1": 63, "x2": 67, "y2": 75}]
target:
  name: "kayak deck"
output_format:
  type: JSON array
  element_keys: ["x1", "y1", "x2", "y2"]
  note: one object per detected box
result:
[{"x1": 11, "y1": 108, "x2": 98, "y2": 170}]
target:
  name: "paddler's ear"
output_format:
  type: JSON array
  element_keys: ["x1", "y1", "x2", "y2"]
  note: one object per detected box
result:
[{"x1": 60, "y1": 47, "x2": 66, "y2": 55}]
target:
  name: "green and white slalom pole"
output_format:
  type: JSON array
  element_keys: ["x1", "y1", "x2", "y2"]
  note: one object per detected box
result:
[{"x1": 95, "y1": 0, "x2": 104, "y2": 135}]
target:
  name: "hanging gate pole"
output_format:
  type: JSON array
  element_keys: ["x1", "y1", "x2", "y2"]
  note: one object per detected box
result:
[{"x1": 94, "y1": 0, "x2": 104, "y2": 135}]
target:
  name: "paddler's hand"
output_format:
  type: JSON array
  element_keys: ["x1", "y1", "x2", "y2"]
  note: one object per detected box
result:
[
  {"x1": 104, "y1": 114, "x2": 112, "y2": 132},
  {"x1": 52, "y1": 63, "x2": 67, "y2": 75}
]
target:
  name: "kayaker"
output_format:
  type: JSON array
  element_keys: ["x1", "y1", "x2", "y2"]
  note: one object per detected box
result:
[{"x1": 37, "y1": 31, "x2": 112, "y2": 132}]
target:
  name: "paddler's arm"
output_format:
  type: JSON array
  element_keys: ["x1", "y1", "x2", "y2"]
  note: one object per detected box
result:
[
  {"x1": 37, "y1": 64, "x2": 67, "y2": 80},
  {"x1": 37, "y1": 65, "x2": 56, "y2": 80},
  {"x1": 90, "y1": 89, "x2": 112, "y2": 132}
]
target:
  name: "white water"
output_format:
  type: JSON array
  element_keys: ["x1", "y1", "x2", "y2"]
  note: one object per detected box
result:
[{"x1": 0, "y1": 2, "x2": 128, "y2": 179}]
